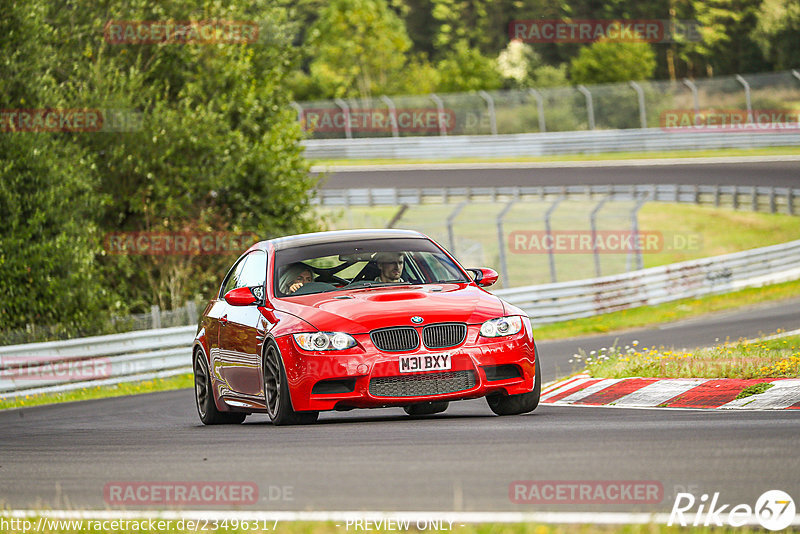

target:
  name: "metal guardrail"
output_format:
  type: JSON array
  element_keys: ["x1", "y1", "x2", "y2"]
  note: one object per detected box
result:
[
  {"x1": 494, "y1": 239, "x2": 800, "y2": 324},
  {"x1": 302, "y1": 128, "x2": 800, "y2": 160},
  {"x1": 0, "y1": 326, "x2": 195, "y2": 398},
  {"x1": 314, "y1": 183, "x2": 800, "y2": 216},
  {"x1": 2, "y1": 238, "x2": 800, "y2": 398}
]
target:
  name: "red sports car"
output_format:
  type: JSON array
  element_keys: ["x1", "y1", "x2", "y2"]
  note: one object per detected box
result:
[{"x1": 193, "y1": 229, "x2": 540, "y2": 425}]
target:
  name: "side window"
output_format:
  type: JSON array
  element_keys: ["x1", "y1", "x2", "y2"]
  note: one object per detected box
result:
[
  {"x1": 238, "y1": 250, "x2": 268, "y2": 289},
  {"x1": 219, "y1": 256, "x2": 248, "y2": 298}
]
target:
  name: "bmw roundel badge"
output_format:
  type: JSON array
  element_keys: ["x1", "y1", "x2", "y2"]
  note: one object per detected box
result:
[{"x1": 411, "y1": 316, "x2": 424, "y2": 324}]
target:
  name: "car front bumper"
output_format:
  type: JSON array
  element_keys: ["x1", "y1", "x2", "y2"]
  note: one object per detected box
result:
[{"x1": 276, "y1": 323, "x2": 537, "y2": 412}]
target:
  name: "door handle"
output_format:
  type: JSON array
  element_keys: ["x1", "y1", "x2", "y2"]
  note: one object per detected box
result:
[{"x1": 219, "y1": 315, "x2": 228, "y2": 326}]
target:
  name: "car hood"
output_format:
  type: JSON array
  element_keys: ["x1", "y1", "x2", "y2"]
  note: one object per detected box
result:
[{"x1": 273, "y1": 283, "x2": 506, "y2": 333}]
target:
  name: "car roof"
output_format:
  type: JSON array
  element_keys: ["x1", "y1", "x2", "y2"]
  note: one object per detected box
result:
[{"x1": 265, "y1": 229, "x2": 427, "y2": 251}]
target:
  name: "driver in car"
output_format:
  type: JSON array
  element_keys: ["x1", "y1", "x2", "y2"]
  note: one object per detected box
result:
[
  {"x1": 374, "y1": 252, "x2": 405, "y2": 283},
  {"x1": 279, "y1": 263, "x2": 314, "y2": 295}
]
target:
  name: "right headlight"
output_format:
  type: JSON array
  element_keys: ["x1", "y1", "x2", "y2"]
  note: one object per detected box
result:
[
  {"x1": 293, "y1": 332, "x2": 356, "y2": 351},
  {"x1": 480, "y1": 316, "x2": 523, "y2": 338}
]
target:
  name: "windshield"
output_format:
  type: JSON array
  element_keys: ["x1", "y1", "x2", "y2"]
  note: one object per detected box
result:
[{"x1": 273, "y1": 237, "x2": 469, "y2": 297}]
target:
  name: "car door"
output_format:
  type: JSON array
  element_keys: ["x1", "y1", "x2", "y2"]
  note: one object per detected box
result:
[
  {"x1": 217, "y1": 250, "x2": 268, "y2": 400},
  {"x1": 206, "y1": 254, "x2": 248, "y2": 390}
]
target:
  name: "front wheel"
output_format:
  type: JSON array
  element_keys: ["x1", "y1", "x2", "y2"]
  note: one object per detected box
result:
[
  {"x1": 486, "y1": 347, "x2": 541, "y2": 416},
  {"x1": 194, "y1": 349, "x2": 246, "y2": 425},
  {"x1": 263, "y1": 343, "x2": 319, "y2": 426}
]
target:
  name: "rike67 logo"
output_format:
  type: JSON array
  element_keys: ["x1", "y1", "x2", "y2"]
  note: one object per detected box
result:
[{"x1": 669, "y1": 490, "x2": 796, "y2": 530}]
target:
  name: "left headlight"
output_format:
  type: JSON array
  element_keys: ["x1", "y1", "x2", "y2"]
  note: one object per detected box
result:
[
  {"x1": 480, "y1": 316, "x2": 523, "y2": 338},
  {"x1": 293, "y1": 332, "x2": 357, "y2": 351}
]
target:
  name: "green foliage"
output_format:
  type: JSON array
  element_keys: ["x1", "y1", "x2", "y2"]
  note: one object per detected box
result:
[
  {"x1": 681, "y1": 0, "x2": 765, "y2": 76},
  {"x1": 752, "y1": 0, "x2": 800, "y2": 70},
  {"x1": 435, "y1": 40, "x2": 503, "y2": 93},
  {"x1": 569, "y1": 38, "x2": 656, "y2": 85},
  {"x1": 306, "y1": 0, "x2": 413, "y2": 98},
  {"x1": 0, "y1": 0, "x2": 319, "y2": 329}
]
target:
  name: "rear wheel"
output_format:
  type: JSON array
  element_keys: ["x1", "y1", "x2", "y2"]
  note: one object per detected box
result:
[
  {"x1": 486, "y1": 346, "x2": 541, "y2": 416},
  {"x1": 194, "y1": 349, "x2": 246, "y2": 425},
  {"x1": 263, "y1": 343, "x2": 319, "y2": 426},
  {"x1": 403, "y1": 401, "x2": 449, "y2": 416}
]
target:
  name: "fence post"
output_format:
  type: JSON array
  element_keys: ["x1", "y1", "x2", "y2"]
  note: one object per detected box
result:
[
  {"x1": 430, "y1": 94, "x2": 448, "y2": 136},
  {"x1": 478, "y1": 90, "x2": 498, "y2": 135},
  {"x1": 529, "y1": 89, "x2": 546, "y2": 132},
  {"x1": 289, "y1": 101, "x2": 304, "y2": 124},
  {"x1": 752, "y1": 186, "x2": 758, "y2": 212},
  {"x1": 151, "y1": 305, "x2": 161, "y2": 330},
  {"x1": 629, "y1": 81, "x2": 647, "y2": 129},
  {"x1": 577, "y1": 85, "x2": 595, "y2": 130},
  {"x1": 380, "y1": 95, "x2": 400, "y2": 137},
  {"x1": 714, "y1": 184, "x2": 721, "y2": 207},
  {"x1": 496, "y1": 201, "x2": 515, "y2": 288},
  {"x1": 447, "y1": 201, "x2": 468, "y2": 254},
  {"x1": 789, "y1": 188, "x2": 795, "y2": 216},
  {"x1": 590, "y1": 195, "x2": 611, "y2": 278},
  {"x1": 682, "y1": 78, "x2": 699, "y2": 123},
  {"x1": 769, "y1": 187, "x2": 776, "y2": 213},
  {"x1": 628, "y1": 193, "x2": 651, "y2": 272},
  {"x1": 545, "y1": 198, "x2": 563, "y2": 283},
  {"x1": 334, "y1": 98, "x2": 352, "y2": 139},
  {"x1": 734, "y1": 75, "x2": 753, "y2": 124},
  {"x1": 186, "y1": 301, "x2": 197, "y2": 325}
]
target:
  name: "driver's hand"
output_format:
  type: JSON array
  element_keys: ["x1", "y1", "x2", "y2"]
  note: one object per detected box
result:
[{"x1": 289, "y1": 281, "x2": 304, "y2": 293}]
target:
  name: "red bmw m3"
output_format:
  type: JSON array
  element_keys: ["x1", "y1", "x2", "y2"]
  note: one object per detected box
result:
[{"x1": 193, "y1": 229, "x2": 540, "y2": 425}]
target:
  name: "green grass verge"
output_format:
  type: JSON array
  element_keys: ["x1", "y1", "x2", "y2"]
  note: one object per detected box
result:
[
  {"x1": 310, "y1": 145, "x2": 800, "y2": 166},
  {"x1": 0, "y1": 373, "x2": 192, "y2": 411},
  {"x1": 533, "y1": 278, "x2": 800, "y2": 340},
  {"x1": 580, "y1": 334, "x2": 800, "y2": 379},
  {"x1": 0, "y1": 519, "x2": 776, "y2": 534}
]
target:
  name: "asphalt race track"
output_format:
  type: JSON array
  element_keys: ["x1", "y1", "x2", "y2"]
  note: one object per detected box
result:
[
  {"x1": 2, "y1": 158, "x2": 799, "y2": 516},
  {"x1": 1, "y1": 298, "x2": 799, "y2": 513},
  {"x1": 316, "y1": 158, "x2": 800, "y2": 190}
]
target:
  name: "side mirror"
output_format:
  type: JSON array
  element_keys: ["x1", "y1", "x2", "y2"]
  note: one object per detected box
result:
[
  {"x1": 467, "y1": 268, "x2": 499, "y2": 287},
  {"x1": 224, "y1": 286, "x2": 262, "y2": 306}
]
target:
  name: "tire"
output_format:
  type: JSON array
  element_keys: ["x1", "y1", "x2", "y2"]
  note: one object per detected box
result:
[
  {"x1": 486, "y1": 346, "x2": 541, "y2": 416},
  {"x1": 194, "y1": 349, "x2": 246, "y2": 425},
  {"x1": 403, "y1": 401, "x2": 449, "y2": 416},
  {"x1": 263, "y1": 342, "x2": 319, "y2": 426}
]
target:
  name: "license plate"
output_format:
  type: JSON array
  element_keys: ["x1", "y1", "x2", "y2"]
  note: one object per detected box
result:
[{"x1": 399, "y1": 354, "x2": 451, "y2": 373}]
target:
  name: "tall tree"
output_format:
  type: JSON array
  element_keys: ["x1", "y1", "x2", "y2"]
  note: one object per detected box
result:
[{"x1": 306, "y1": 0, "x2": 413, "y2": 98}]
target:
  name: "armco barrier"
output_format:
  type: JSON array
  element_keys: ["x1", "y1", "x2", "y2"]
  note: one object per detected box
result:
[
  {"x1": 302, "y1": 128, "x2": 800, "y2": 160},
  {"x1": 314, "y1": 183, "x2": 800, "y2": 215},
  {"x1": 494, "y1": 238, "x2": 800, "y2": 323},
  {"x1": 2, "y1": 239, "x2": 800, "y2": 398},
  {"x1": 0, "y1": 325, "x2": 196, "y2": 398}
]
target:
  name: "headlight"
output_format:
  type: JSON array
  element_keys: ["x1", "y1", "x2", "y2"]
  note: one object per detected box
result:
[
  {"x1": 293, "y1": 332, "x2": 356, "y2": 351},
  {"x1": 480, "y1": 316, "x2": 523, "y2": 338}
]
